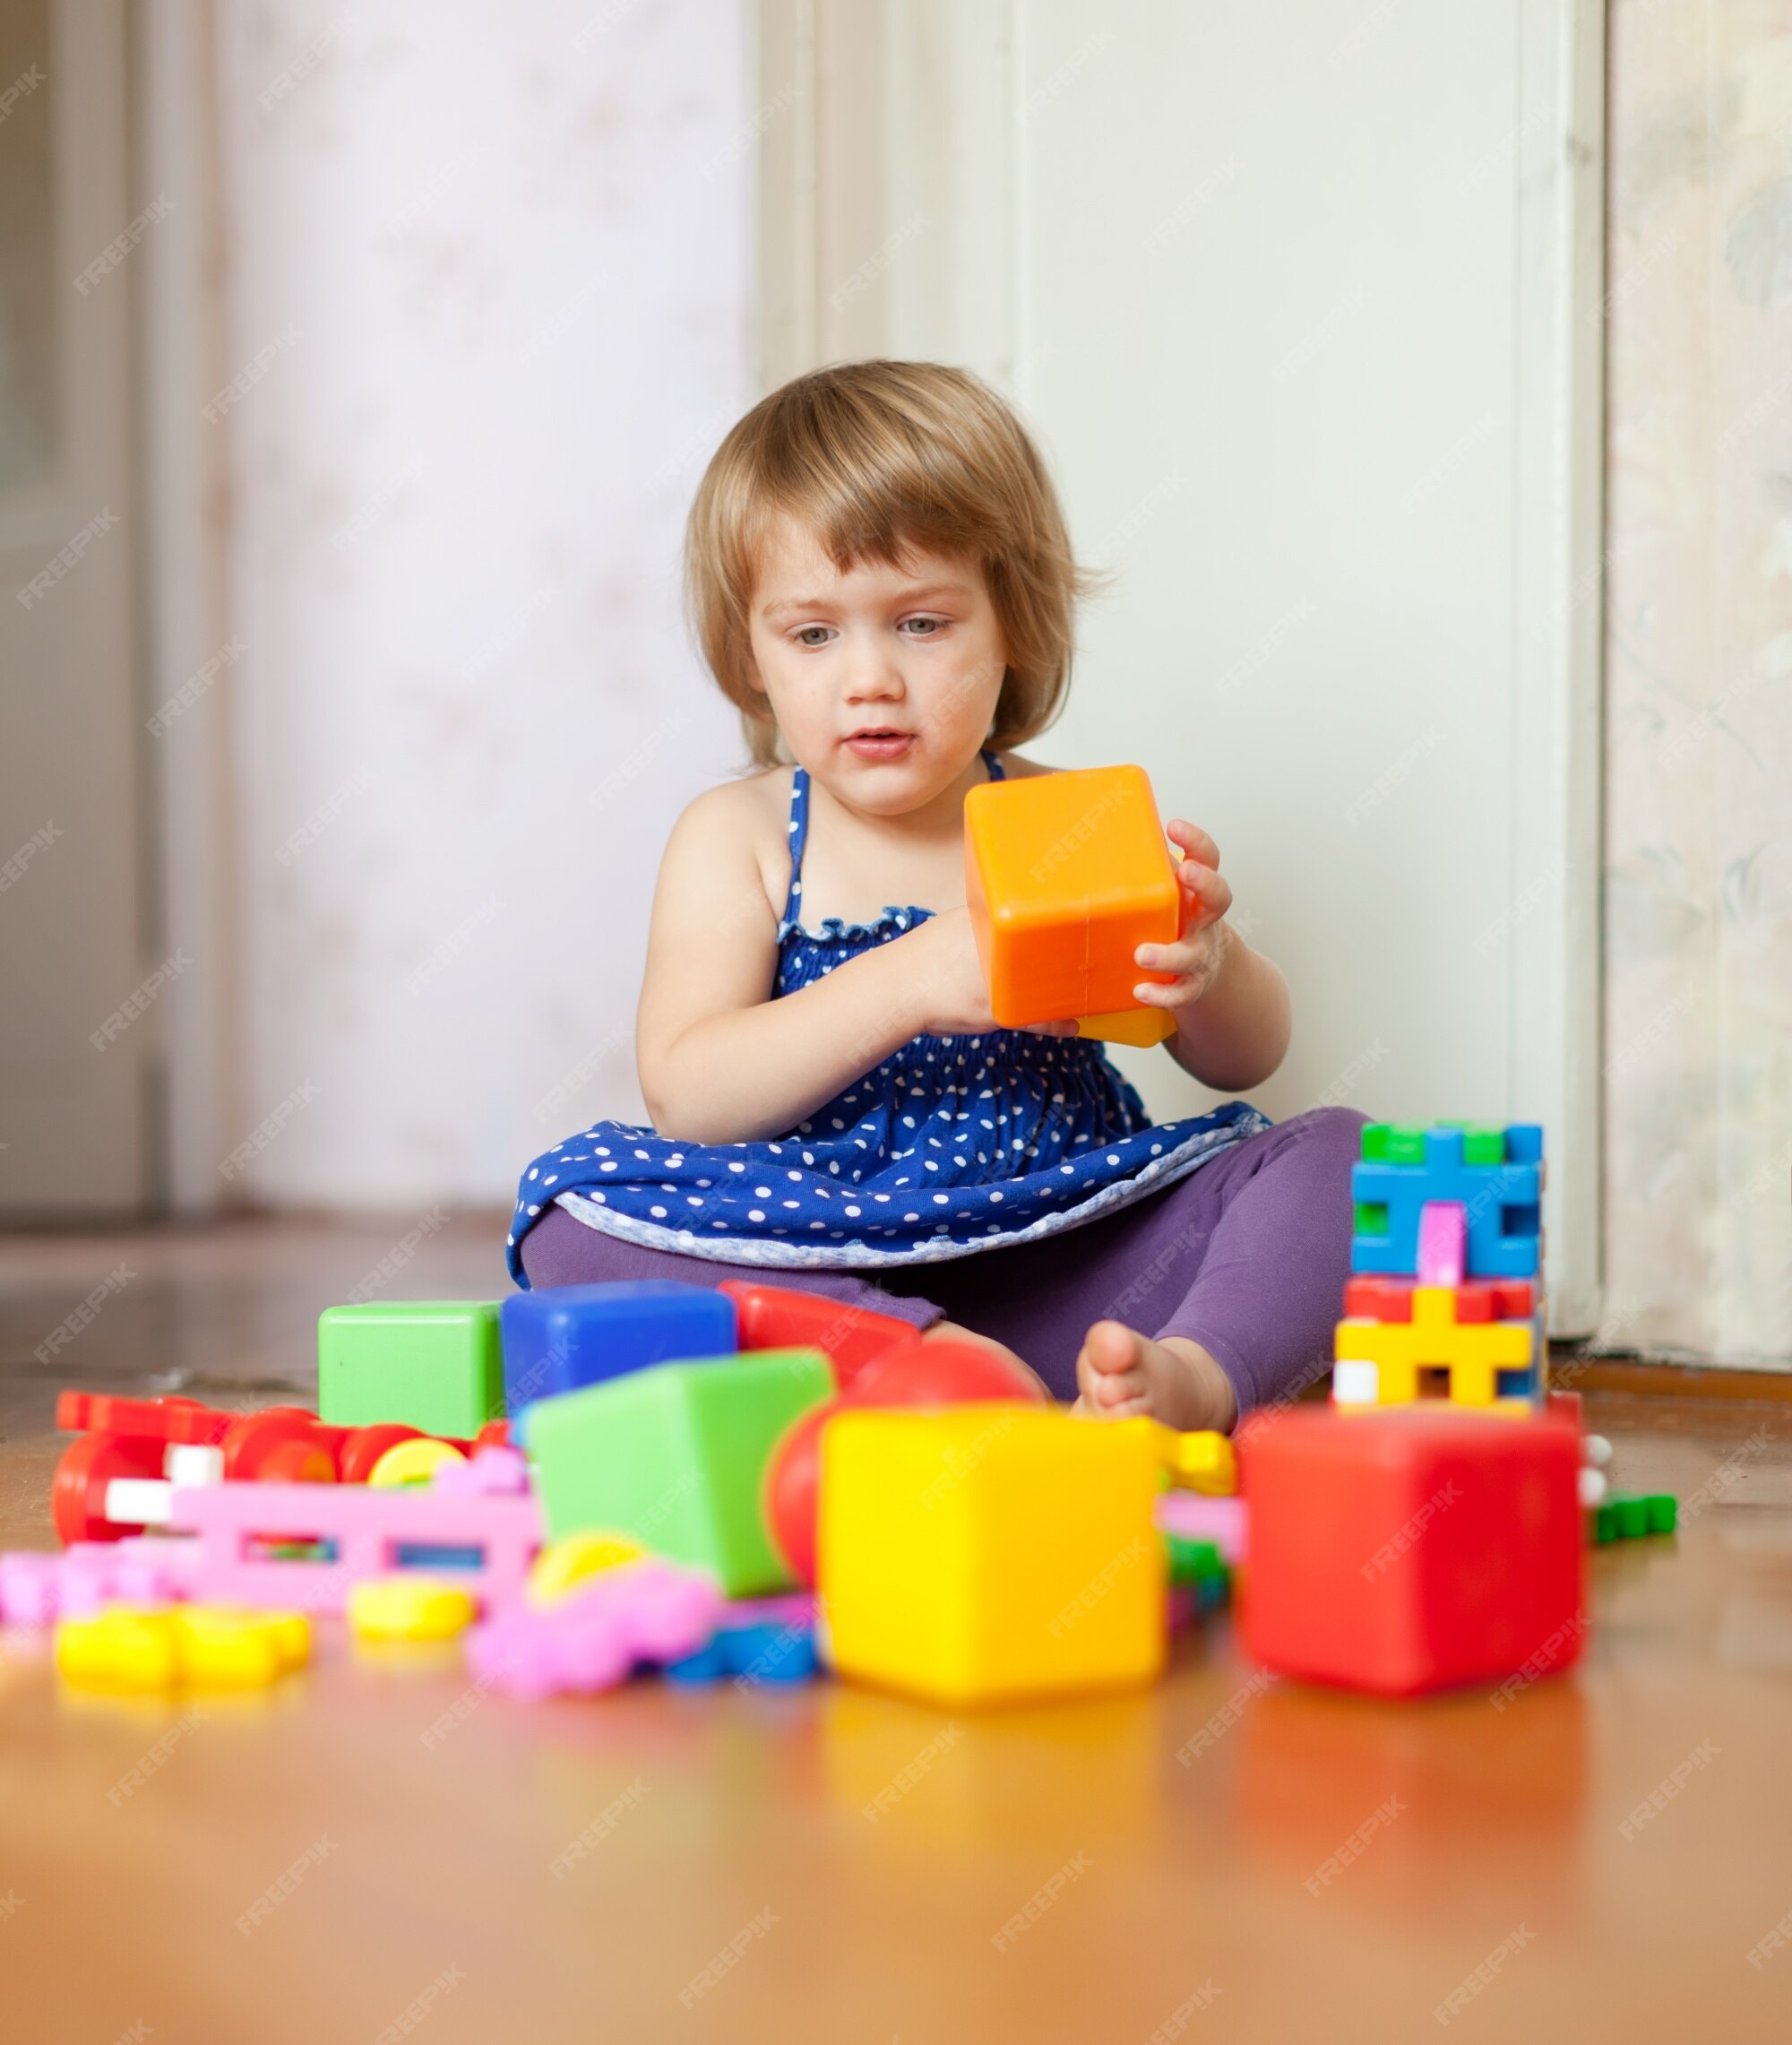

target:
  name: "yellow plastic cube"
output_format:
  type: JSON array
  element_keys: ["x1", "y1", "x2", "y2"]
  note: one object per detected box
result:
[
  {"x1": 818, "y1": 1405, "x2": 1167, "y2": 1708},
  {"x1": 176, "y1": 1606, "x2": 311, "y2": 1687},
  {"x1": 348, "y1": 1575, "x2": 477, "y2": 1643}
]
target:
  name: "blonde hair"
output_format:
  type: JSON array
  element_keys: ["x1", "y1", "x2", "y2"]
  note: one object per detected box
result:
[{"x1": 685, "y1": 360, "x2": 1106, "y2": 769}]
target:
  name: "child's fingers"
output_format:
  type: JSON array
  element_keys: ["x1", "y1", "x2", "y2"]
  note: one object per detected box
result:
[{"x1": 1166, "y1": 819, "x2": 1220, "y2": 869}]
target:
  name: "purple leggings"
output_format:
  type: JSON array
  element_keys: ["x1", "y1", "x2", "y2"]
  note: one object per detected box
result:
[{"x1": 518, "y1": 1106, "x2": 1366, "y2": 1415}]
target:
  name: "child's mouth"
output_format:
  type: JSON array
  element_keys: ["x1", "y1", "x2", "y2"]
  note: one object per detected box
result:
[{"x1": 842, "y1": 729, "x2": 915, "y2": 761}]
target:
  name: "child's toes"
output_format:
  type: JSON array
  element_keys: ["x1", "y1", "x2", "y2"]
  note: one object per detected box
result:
[{"x1": 1075, "y1": 1320, "x2": 1150, "y2": 1412}]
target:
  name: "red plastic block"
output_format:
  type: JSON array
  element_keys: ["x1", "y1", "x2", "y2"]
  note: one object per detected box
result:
[
  {"x1": 718, "y1": 1281, "x2": 920, "y2": 1391},
  {"x1": 56, "y1": 1393, "x2": 237, "y2": 1446},
  {"x1": 1238, "y1": 1407, "x2": 1584, "y2": 1697},
  {"x1": 1341, "y1": 1276, "x2": 1414, "y2": 1323}
]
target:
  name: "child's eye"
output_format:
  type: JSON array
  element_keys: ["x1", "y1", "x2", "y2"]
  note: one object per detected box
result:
[
  {"x1": 900, "y1": 616, "x2": 945, "y2": 636},
  {"x1": 793, "y1": 626, "x2": 834, "y2": 648}
]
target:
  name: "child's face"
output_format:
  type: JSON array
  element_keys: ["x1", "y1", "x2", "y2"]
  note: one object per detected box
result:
[{"x1": 745, "y1": 513, "x2": 1007, "y2": 812}]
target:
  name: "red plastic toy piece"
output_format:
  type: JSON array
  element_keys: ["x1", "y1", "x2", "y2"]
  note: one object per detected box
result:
[
  {"x1": 52, "y1": 1432, "x2": 169, "y2": 1547},
  {"x1": 1340, "y1": 1276, "x2": 1537, "y2": 1326},
  {"x1": 718, "y1": 1281, "x2": 920, "y2": 1391},
  {"x1": 762, "y1": 1339, "x2": 1049, "y2": 1587},
  {"x1": 55, "y1": 1392, "x2": 236, "y2": 1445},
  {"x1": 1238, "y1": 1406, "x2": 1584, "y2": 1697}
]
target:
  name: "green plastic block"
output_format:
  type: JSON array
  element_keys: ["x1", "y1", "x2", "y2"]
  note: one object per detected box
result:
[
  {"x1": 1612, "y1": 1495, "x2": 1650, "y2": 1540},
  {"x1": 1360, "y1": 1124, "x2": 1391, "y2": 1162},
  {"x1": 1460, "y1": 1126, "x2": 1506, "y2": 1165},
  {"x1": 1165, "y1": 1535, "x2": 1223, "y2": 1588},
  {"x1": 1384, "y1": 1125, "x2": 1428, "y2": 1165},
  {"x1": 1644, "y1": 1493, "x2": 1677, "y2": 1535},
  {"x1": 318, "y1": 1301, "x2": 504, "y2": 1439},
  {"x1": 1354, "y1": 1199, "x2": 1389, "y2": 1235},
  {"x1": 1593, "y1": 1502, "x2": 1617, "y2": 1543},
  {"x1": 527, "y1": 1349, "x2": 834, "y2": 1596}
]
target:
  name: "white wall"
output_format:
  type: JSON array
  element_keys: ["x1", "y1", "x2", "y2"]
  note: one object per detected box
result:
[
  {"x1": 762, "y1": 0, "x2": 1603, "y2": 1327},
  {"x1": 212, "y1": 0, "x2": 754, "y2": 1206}
]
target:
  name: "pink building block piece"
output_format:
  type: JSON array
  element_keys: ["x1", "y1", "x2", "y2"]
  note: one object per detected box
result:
[
  {"x1": 164, "y1": 1480, "x2": 544, "y2": 1615},
  {"x1": 0, "y1": 1552, "x2": 61, "y2": 1626},
  {"x1": 465, "y1": 1559, "x2": 725, "y2": 1701},
  {"x1": 1, "y1": 1544, "x2": 190, "y2": 1625},
  {"x1": 430, "y1": 1445, "x2": 530, "y2": 1497},
  {"x1": 1416, "y1": 1199, "x2": 1468, "y2": 1287},
  {"x1": 1154, "y1": 1490, "x2": 1246, "y2": 1563}
]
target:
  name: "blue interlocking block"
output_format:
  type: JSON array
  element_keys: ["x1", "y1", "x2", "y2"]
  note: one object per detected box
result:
[
  {"x1": 499, "y1": 1279, "x2": 737, "y2": 1413},
  {"x1": 1351, "y1": 1125, "x2": 1543, "y2": 1280},
  {"x1": 662, "y1": 1618, "x2": 819, "y2": 1687}
]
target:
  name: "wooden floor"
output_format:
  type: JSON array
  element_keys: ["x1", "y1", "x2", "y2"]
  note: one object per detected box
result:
[{"x1": 4, "y1": 1217, "x2": 1792, "y2": 2043}]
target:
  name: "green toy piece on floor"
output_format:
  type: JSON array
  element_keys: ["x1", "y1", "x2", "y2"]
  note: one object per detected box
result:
[
  {"x1": 317, "y1": 1301, "x2": 504, "y2": 1440},
  {"x1": 1593, "y1": 1491, "x2": 1677, "y2": 1544},
  {"x1": 526, "y1": 1349, "x2": 834, "y2": 1598}
]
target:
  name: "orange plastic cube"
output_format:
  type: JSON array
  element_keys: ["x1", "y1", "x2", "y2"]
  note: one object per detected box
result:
[{"x1": 963, "y1": 764, "x2": 1181, "y2": 1026}]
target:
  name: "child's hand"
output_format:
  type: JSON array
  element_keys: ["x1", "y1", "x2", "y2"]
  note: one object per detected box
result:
[
  {"x1": 1131, "y1": 821, "x2": 1237, "y2": 1015},
  {"x1": 907, "y1": 907, "x2": 1078, "y2": 1040}
]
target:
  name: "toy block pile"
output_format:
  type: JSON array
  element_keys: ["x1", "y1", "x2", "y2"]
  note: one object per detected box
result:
[
  {"x1": 1333, "y1": 1122, "x2": 1546, "y2": 1416},
  {"x1": 5, "y1": 1275, "x2": 1239, "y2": 1712}
]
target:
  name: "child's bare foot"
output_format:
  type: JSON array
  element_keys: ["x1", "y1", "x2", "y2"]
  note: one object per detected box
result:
[{"x1": 1072, "y1": 1320, "x2": 1238, "y2": 1434}]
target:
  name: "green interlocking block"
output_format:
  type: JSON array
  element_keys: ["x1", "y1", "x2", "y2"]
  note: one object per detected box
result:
[
  {"x1": 1360, "y1": 1124, "x2": 1391, "y2": 1162},
  {"x1": 1644, "y1": 1493, "x2": 1677, "y2": 1534},
  {"x1": 1354, "y1": 1199, "x2": 1389, "y2": 1235},
  {"x1": 1612, "y1": 1495, "x2": 1650, "y2": 1540},
  {"x1": 1594, "y1": 1502, "x2": 1618, "y2": 1543},
  {"x1": 1460, "y1": 1126, "x2": 1506, "y2": 1165},
  {"x1": 527, "y1": 1349, "x2": 834, "y2": 1596},
  {"x1": 1165, "y1": 1535, "x2": 1223, "y2": 1588},
  {"x1": 317, "y1": 1301, "x2": 504, "y2": 1439}
]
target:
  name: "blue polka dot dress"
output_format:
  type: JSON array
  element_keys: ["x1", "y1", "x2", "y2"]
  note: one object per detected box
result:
[{"x1": 505, "y1": 749, "x2": 1269, "y2": 1285}]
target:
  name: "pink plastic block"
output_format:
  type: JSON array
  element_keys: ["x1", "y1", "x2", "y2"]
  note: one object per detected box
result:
[
  {"x1": 466, "y1": 1558, "x2": 725, "y2": 1700},
  {"x1": 430, "y1": 1445, "x2": 530, "y2": 1497},
  {"x1": 1416, "y1": 1199, "x2": 1468, "y2": 1287},
  {"x1": 163, "y1": 1480, "x2": 544, "y2": 1614},
  {"x1": 1154, "y1": 1491, "x2": 1246, "y2": 1562},
  {"x1": 0, "y1": 1543, "x2": 187, "y2": 1625},
  {"x1": 0, "y1": 1552, "x2": 61, "y2": 1626}
]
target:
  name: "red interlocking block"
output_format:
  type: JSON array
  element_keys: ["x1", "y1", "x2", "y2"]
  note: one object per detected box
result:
[
  {"x1": 1238, "y1": 1406, "x2": 1584, "y2": 1697},
  {"x1": 718, "y1": 1281, "x2": 920, "y2": 1391}
]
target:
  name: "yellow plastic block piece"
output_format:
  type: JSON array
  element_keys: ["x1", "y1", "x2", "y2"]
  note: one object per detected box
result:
[
  {"x1": 56, "y1": 1608, "x2": 183, "y2": 1692},
  {"x1": 176, "y1": 1605, "x2": 311, "y2": 1687},
  {"x1": 1157, "y1": 1428, "x2": 1238, "y2": 1497},
  {"x1": 1333, "y1": 1288, "x2": 1535, "y2": 1408},
  {"x1": 367, "y1": 1437, "x2": 469, "y2": 1488},
  {"x1": 348, "y1": 1575, "x2": 477, "y2": 1644},
  {"x1": 964, "y1": 764, "x2": 1181, "y2": 1027},
  {"x1": 819, "y1": 1405, "x2": 1167, "y2": 1708},
  {"x1": 526, "y1": 1530, "x2": 648, "y2": 1609},
  {"x1": 1073, "y1": 1005, "x2": 1177, "y2": 1048},
  {"x1": 55, "y1": 1605, "x2": 309, "y2": 1692}
]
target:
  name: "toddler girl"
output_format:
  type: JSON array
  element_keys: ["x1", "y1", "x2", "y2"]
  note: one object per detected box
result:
[{"x1": 506, "y1": 361, "x2": 1364, "y2": 1429}]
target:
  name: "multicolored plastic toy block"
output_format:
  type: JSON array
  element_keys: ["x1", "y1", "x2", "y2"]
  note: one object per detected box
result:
[
  {"x1": 717, "y1": 1281, "x2": 918, "y2": 1391},
  {"x1": 1333, "y1": 1284, "x2": 1540, "y2": 1413},
  {"x1": 498, "y1": 1280, "x2": 737, "y2": 1414},
  {"x1": 1238, "y1": 1405, "x2": 1584, "y2": 1696},
  {"x1": 1351, "y1": 1124, "x2": 1543, "y2": 1280},
  {"x1": 318, "y1": 1301, "x2": 505, "y2": 1440},
  {"x1": 818, "y1": 1405, "x2": 1167, "y2": 1707},
  {"x1": 963, "y1": 763, "x2": 1180, "y2": 1045},
  {"x1": 526, "y1": 1350, "x2": 833, "y2": 1598}
]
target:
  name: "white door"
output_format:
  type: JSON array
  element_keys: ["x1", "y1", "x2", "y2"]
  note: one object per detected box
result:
[
  {"x1": 0, "y1": 0, "x2": 151, "y2": 1217},
  {"x1": 758, "y1": 0, "x2": 1605, "y2": 1332}
]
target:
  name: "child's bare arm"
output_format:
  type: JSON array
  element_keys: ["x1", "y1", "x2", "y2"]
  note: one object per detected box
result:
[
  {"x1": 1135, "y1": 820, "x2": 1291, "y2": 1092},
  {"x1": 635, "y1": 787, "x2": 998, "y2": 1144}
]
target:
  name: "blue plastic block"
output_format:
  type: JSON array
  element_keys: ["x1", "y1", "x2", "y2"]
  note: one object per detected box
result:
[
  {"x1": 1350, "y1": 1126, "x2": 1543, "y2": 1280},
  {"x1": 663, "y1": 1640, "x2": 728, "y2": 1686},
  {"x1": 499, "y1": 1280, "x2": 737, "y2": 1411},
  {"x1": 723, "y1": 1620, "x2": 819, "y2": 1686}
]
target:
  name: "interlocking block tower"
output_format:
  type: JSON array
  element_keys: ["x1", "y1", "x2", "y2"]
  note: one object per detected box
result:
[
  {"x1": 819, "y1": 1405, "x2": 1166, "y2": 1707},
  {"x1": 1334, "y1": 1124, "x2": 1547, "y2": 1415},
  {"x1": 963, "y1": 763, "x2": 1180, "y2": 1043}
]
